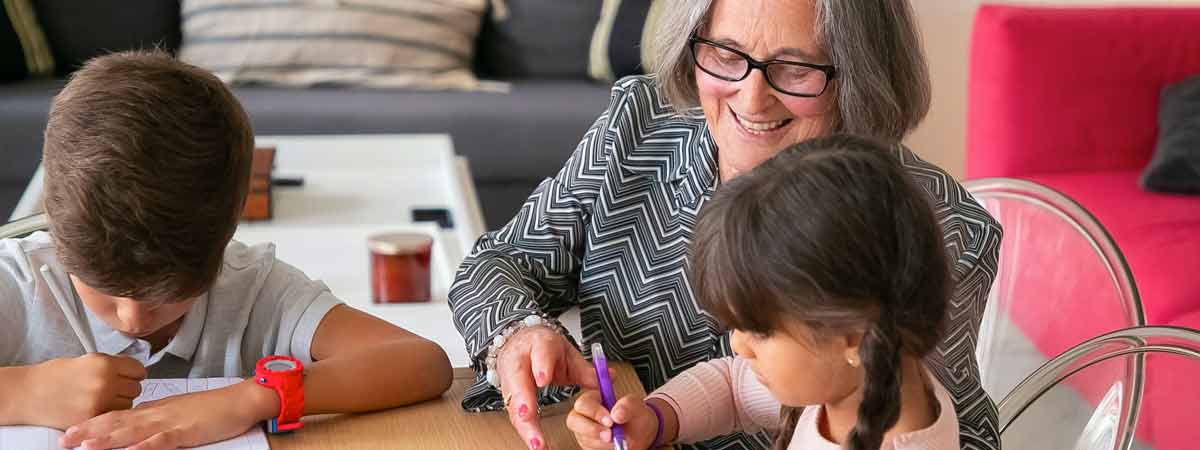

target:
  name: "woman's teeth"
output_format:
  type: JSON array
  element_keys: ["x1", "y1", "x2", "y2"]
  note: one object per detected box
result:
[
  {"x1": 734, "y1": 110, "x2": 791, "y2": 132},
  {"x1": 742, "y1": 119, "x2": 787, "y2": 131}
]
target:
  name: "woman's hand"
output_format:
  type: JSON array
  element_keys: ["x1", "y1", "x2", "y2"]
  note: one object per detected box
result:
[
  {"x1": 496, "y1": 325, "x2": 599, "y2": 450},
  {"x1": 567, "y1": 391, "x2": 660, "y2": 450}
]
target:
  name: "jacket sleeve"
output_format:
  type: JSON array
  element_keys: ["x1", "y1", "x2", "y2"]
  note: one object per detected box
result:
[{"x1": 448, "y1": 78, "x2": 637, "y2": 411}]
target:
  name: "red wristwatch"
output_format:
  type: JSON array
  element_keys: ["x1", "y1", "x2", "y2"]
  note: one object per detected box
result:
[{"x1": 255, "y1": 355, "x2": 305, "y2": 433}]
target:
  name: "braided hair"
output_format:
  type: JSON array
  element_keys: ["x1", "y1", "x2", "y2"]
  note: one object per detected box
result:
[{"x1": 690, "y1": 134, "x2": 950, "y2": 450}]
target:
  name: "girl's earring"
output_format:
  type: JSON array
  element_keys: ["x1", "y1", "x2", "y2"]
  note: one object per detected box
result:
[{"x1": 847, "y1": 358, "x2": 857, "y2": 367}]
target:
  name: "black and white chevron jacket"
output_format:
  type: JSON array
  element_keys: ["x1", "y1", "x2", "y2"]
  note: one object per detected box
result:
[{"x1": 449, "y1": 75, "x2": 1002, "y2": 450}]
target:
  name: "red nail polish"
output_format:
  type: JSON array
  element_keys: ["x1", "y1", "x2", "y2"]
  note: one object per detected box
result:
[
  {"x1": 530, "y1": 438, "x2": 542, "y2": 450},
  {"x1": 518, "y1": 404, "x2": 529, "y2": 418},
  {"x1": 537, "y1": 371, "x2": 547, "y2": 384}
]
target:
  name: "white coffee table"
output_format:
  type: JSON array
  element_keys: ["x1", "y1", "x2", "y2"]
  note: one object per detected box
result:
[{"x1": 230, "y1": 134, "x2": 486, "y2": 366}]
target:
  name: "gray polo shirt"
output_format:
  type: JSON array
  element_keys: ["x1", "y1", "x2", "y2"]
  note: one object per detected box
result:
[{"x1": 0, "y1": 232, "x2": 342, "y2": 378}]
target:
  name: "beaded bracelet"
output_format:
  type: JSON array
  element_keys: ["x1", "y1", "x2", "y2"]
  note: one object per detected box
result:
[
  {"x1": 645, "y1": 400, "x2": 665, "y2": 449},
  {"x1": 483, "y1": 314, "x2": 569, "y2": 389}
]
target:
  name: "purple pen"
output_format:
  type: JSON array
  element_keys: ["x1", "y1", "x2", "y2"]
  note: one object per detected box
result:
[{"x1": 592, "y1": 343, "x2": 628, "y2": 450}]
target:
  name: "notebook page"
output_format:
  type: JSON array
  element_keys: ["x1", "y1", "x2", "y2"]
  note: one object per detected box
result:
[{"x1": 0, "y1": 378, "x2": 270, "y2": 450}]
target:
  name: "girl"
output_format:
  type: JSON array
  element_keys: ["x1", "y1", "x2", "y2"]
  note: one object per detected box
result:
[{"x1": 567, "y1": 134, "x2": 960, "y2": 450}]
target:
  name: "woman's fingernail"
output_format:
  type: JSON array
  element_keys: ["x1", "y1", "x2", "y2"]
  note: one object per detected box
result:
[
  {"x1": 529, "y1": 437, "x2": 542, "y2": 450},
  {"x1": 518, "y1": 403, "x2": 529, "y2": 418},
  {"x1": 602, "y1": 416, "x2": 613, "y2": 427},
  {"x1": 537, "y1": 371, "x2": 547, "y2": 384}
]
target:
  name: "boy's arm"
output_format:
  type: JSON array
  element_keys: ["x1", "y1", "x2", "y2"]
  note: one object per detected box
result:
[
  {"x1": 244, "y1": 303, "x2": 454, "y2": 416},
  {"x1": 57, "y1": 305, "x2": 454, "y2": 450},
  {"x1": 0, "y1": 365, "x2": 34, "y2": 424},
  {"x1": 0, "y1": 354, "x2": 146, "y2": 429},
  {"x1": 0, "y1": 266, "x2": 30, "y2": 424},
  {"x1": 0, "y1": 252, "x2": 147, "y2": 430}
]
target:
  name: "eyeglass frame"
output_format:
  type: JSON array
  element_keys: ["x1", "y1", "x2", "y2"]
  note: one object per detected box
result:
[{"x1": 687, "y1": 33, "x2": 839, "y2": 98}]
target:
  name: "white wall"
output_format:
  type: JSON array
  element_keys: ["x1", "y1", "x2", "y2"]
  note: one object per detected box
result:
[{"x1": 904, "y1": 0, "x2": 1200, "y2": 179}]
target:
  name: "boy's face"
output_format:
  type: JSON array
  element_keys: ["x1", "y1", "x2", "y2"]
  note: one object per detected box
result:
[
  {"x1": 730, "y1": 321, "x2": 863, "y2": 408},
  {"x1": 71, "y1": 275, "x2": 195, "y2": 339}
]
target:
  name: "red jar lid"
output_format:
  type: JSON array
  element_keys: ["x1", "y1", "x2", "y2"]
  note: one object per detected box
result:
[{"x1": 367, "y1": 232, "x2": 433, "y2": 255}]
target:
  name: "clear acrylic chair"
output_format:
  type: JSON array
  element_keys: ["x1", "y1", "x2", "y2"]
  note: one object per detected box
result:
[
  {"x1": 0, "y1": 212, "x2": 48, "y2": 239},
  {"x1": 964, "y1": 178, "x2": 1145, "y2": 401},
  {"x1": 999, "y1": 325, "x2": 1200, "y2": 450}
]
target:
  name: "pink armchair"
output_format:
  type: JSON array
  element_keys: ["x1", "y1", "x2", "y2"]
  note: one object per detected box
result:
[
  {"x1": 969, "y1": 5, "x2": 1200, "y2": 449},
  {"x1": 969, "y1": 4, "x2": 1200, "y2": 327}
]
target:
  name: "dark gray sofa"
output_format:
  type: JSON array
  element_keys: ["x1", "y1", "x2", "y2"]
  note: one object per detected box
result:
[{"x1": 1, "y1": 1, "x2": 619, "y2": 228}]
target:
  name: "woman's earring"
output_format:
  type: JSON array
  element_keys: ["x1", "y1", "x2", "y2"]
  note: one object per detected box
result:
[{"x1": 847, "y1": 358, "x2": 857, "y2": 367}]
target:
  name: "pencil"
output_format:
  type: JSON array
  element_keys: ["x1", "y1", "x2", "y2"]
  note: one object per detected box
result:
[{"x1": 40, "y1": 265, "x2": 98, "y2": 353}]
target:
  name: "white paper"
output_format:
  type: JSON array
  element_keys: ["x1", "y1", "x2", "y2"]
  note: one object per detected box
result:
[{"x1": 0, "y1": 378, "x2": 270, "y2": 450}]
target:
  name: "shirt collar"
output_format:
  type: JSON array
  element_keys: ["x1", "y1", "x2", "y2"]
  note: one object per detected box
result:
[
  {"x1": 159, "y1": 294, "x2": 208, "y2": 362},
  {"x1": 83, "y1": 288, "x2": 209, "y2": 364},
  {"x1": 793, "y1": 368, "x2": 960, "y2": 450},
  {"x1": 666, "y1": 119, "x2": 719, "y2": 209}
]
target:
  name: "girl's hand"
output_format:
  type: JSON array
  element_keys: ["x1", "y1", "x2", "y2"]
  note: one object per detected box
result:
[{"x1": 567, "y1": 390, "x2": 660, "y2": 450}]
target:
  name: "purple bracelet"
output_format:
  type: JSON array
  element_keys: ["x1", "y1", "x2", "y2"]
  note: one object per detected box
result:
[{"x1": 644, "y1": 400, "x2": 665, "y2": 449}]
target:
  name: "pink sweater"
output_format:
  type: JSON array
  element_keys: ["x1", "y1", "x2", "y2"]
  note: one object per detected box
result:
[{"x1": 645, "y1": 357, "x2": 959, "y2": 450}]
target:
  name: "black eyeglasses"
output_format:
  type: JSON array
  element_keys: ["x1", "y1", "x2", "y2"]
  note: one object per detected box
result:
[{"x1": 688, "y1": 34, "x2": 838, "y2": 98}]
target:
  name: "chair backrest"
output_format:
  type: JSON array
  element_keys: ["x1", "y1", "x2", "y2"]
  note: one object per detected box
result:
[
  {"x1": 968, "y1": 5, "x2": 1200, "y2": 178},
  {"x1": 0, "y1": 213, "x2": 49, "y2": 240},
  {"x1": 965, "y1": 178, "x2": 1144, "y2": 401},
  {"x1": 999, "y1": 326, "x2": 1200, "y2": 450}
]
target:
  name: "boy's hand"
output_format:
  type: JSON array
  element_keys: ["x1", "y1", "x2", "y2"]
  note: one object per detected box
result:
[
  {"x1": 28, "y1": 354, "x2": 146, "y2": 430},
  {"x1": 60, "y1": 378, "x2": 278, "y2": 450},
  {"x1": 567, "y1": 390, "x2": 659, "y2": 450}
]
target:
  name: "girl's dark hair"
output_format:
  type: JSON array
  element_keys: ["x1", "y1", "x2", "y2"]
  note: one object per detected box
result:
[{"x1": 690, "y1": 134, "x2": 950, "y2": 450}]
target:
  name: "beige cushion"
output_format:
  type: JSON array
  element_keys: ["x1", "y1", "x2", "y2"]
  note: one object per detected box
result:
[{"x1": 179, "y1": 0, "x2": 487, "y2": 90}]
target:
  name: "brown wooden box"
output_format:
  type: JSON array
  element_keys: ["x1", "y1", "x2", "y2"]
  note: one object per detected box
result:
[{"x1": 241, "y1": 147, "x2": 275, "y2": 221}]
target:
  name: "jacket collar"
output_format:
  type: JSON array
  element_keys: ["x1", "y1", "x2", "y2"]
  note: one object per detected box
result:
[{"x1": 612, "y1": 112, "x2": 718, "y2": 211}]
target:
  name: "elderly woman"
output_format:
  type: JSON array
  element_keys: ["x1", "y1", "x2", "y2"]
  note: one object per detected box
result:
[{"x1": 449, "y1": 1, "x2": 1002, "y2": 449}]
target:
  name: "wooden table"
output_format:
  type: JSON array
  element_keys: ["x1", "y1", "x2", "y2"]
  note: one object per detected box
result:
[{"x1": 270, "y1": 363, "x2": 645, "y2": 450}]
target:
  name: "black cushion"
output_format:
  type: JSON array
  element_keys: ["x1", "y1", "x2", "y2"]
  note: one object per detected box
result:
[
  {"x1": 474, "y1": 1, "x2": 602, "y2": 79},
  {"x1": 473, "y1": 0, "x2": 650, "y2": 81},
  {"x1": 1141, "y1": 75, "x2": 1200, "y2": 194},
  {"x1": 605, "y1": 0, "x2": 653, "y2": 80},
  {"x1": 1, "y1": 6, "x2": 28, "y2": 82},
  {"x1": 32, "y1": 0, "x2": 180, "y2": 75}
]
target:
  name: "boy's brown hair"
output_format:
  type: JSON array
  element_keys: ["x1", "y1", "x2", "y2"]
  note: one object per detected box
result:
[{"x1": 42, "y1": 50, "x2": 254, "y2": 304}]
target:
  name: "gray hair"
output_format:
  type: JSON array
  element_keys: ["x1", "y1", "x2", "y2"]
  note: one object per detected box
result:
[{"x1": 645, "y1": 0, "x2": 931, "y2": 142}]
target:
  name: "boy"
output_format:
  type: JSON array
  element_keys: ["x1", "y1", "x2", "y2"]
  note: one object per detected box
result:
[{"x1": 0, "y1": 51, "x2": 453, "y2": 450}]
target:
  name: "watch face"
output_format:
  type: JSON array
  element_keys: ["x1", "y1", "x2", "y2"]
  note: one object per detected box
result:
[{"x1": 265, "y1": 359, "x2": 299, "y2": 372}]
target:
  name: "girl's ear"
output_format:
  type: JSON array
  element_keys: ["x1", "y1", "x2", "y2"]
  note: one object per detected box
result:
[{"x1": 841, "y1": 329, "x2": 865, "y2": 367}]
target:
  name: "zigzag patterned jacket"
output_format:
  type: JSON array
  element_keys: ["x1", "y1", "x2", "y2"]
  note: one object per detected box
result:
[{"x1": 449, "y1": 75, "x2": 1003, "y2": 450}]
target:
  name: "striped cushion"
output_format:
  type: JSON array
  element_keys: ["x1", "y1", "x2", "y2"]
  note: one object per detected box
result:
[{"x1": 179, "y1": 0, "x2": 487, "y2": 90}]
